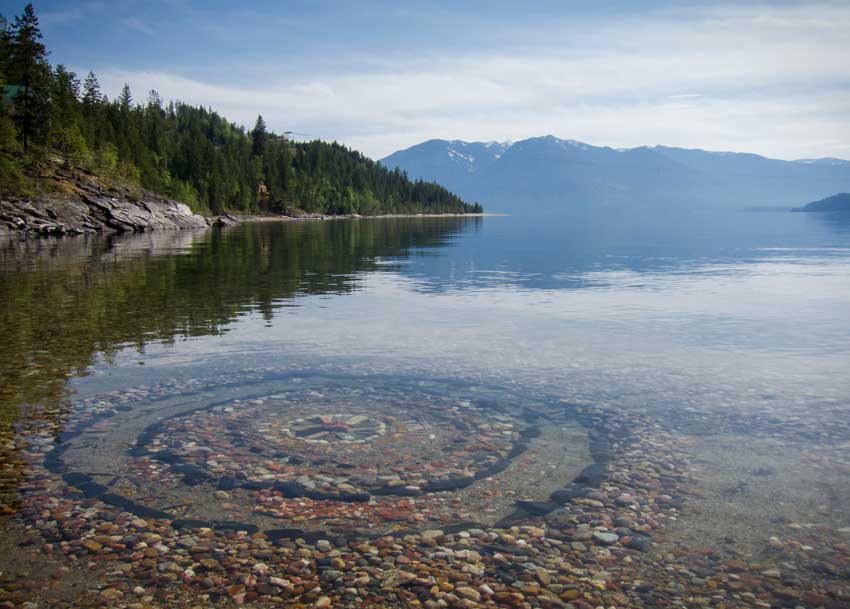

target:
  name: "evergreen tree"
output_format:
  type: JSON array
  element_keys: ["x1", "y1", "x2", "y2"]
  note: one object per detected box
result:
[
  {"x1": 0, "y1": 15, "x2": 12, "y2": 75},
  {"x1": 118, "y1": 83, "x2": 132, "y2": 112},
  {"x1": 51, "y1": 65, "x2": 86, "y2": 165},
  {"x1": 251, "y1": 115, "x2": 267, "y2": 156},
  {"x1": 8, "y1": 3, "x2": 51, "y2": 154},
  {"x1": 0, "y1": 70, "x2": 25, "y2": 193},
  {"x1": 82, "y1": 71, "x2": 101, "y2": 108},
  {"x1": 0, "y1": 3, "x2": 481, "y2": 214},
  {"x1": 146, "y1": 89, "x2": 162, "y2": 111}
]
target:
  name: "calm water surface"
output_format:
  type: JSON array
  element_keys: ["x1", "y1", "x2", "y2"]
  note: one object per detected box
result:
[
  {"x1": 1, "y1": 211, "x2": 850, "y2": 606},
  {"x1": 4, "y1": 212, "x2": 846, "y2": 413}
]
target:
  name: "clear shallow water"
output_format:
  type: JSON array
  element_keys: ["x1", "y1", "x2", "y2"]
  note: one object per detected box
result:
[
  {"x1": 2, "y1": 211, "x2": 850, "y2": 607},
  {"x1": 21, "y1": 211, "x2": 845, "y2": 418},
  {"x1": 2, "y1": 211, "x2": 849, "y2": 459}
]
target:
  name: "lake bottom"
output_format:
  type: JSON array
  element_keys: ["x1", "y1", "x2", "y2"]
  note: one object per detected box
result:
[{"x1": 2, "y1": 361, "x2": 847, "y2": 609}]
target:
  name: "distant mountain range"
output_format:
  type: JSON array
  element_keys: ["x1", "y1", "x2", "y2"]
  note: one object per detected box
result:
[{"x1": 380, "y1": 136, "x2": 850, "y2": 214}]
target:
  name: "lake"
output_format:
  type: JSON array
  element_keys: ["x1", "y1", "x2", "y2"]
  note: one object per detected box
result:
[{"x1": 1, "y1": 211, "x2": 849, "y2": 608}]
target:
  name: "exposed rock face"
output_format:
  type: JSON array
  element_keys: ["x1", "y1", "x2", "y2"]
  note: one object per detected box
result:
[{"x1": 0, "y1": 169, "x2": 209, "y2": 236}]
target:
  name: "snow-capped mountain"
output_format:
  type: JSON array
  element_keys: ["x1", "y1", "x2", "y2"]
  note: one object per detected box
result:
[
  {"x1": 380, "y1": 136, "x2": 850, "y2": 213},
  {"x1": 381, "y1": 139, "x2": 511, "y2": 188}
]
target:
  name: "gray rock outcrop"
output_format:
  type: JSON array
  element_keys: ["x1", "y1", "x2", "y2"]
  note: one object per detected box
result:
[{"x1": 0, "y1": 169, "x2": 210, "y2": 236}]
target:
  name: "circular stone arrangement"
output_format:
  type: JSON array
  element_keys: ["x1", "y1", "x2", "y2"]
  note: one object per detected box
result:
[
  {"x1": 52, "y1": 373, "x2": 585, "y2": 536},
  {"x1": 9, "y1": 367, "x2": 849, "y2": 609},
  {"x1": 132, "y1": 387, "x2": 527, "y2": 501}
]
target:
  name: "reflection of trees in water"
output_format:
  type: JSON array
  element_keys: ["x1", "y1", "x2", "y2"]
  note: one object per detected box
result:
[{"x1": 0, "y1": 217, "x2": 478, "y2": 416}]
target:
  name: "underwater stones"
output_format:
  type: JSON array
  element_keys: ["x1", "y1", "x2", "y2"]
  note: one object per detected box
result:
[
  {"x1": 320, "y1": 569, "x2": 344, "y2": 582},
  {"x1": 99, "y1": 588, "x2": 123, "y2": 602},
  {"x1": 122, "y1": 381, "x2": 530, "y2": 525},
  {"x1": 568, "y1": 528, "x2": 593, "y2": 542},
  {"x1": 57, "y1": 377, "x2": 574, "y2": 537},
  {"x1": 456, "y1": 586, "x2": 481, "y2": 601},
  {"x1": 272, "y1": 481, "x2": 305, "y2": 498},
  {"x1": 285, "y1": 413, "x2": 387, "y2": 444},
  {"x1": 268, "y1": 576, "x2": 291, "y2": 588},
  {"x1": 592, "y1": 531, "x2": 619, "y2": 546},
  {"x1": 574, "y1": 463, "x2": 607, "y2": 486},
  {"x1": 295, "y1": 475, "x2": 316, "y2": 490},
  {"x1": 381, "y1": 569, "x2": 417, "y2": 589},
  {"x1": 549, "y1": 485, "x2": 586, "y2": 505},
  {"x1": 198, "y1": 558, "x2": 222, "y2": 571},
  {"x1": 623, "y1": 535, "x2": 651, "y2": 552},
  {"x1": 5, "y1": 369, "x2": 745, "y2": 609},
  {"x1": 516, "y1": 500, "x2": 556, "y2": 516},
  {"x1": 420, "y1": 530, "x2": 444, "y2": 541}
]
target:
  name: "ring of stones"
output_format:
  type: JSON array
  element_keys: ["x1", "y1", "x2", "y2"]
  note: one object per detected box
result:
[{"x1": 131, "y1": 385, "x2": 526, "y2": 499}]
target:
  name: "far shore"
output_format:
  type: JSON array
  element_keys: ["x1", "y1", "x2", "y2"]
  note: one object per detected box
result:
[{"x1": 218, "y1": 211, "x2": 507, "y2": 225}]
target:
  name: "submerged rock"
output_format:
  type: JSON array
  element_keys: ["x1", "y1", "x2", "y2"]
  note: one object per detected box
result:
[{"x1": 592, "y1": 531, "x2": 619, "y2": 546}]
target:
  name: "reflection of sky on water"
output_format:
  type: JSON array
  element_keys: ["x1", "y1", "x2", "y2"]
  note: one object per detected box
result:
[
  {"x1": 78, "y1": 214, "x2": 850, "y2": 428},
  {"x1": 381, "y1": 212, "x2": 850, "y2": 294}
]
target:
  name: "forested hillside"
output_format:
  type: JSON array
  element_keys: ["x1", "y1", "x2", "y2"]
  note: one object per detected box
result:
[{"x1": 0, "y1": 4, "x2": 480, "y2": 216}]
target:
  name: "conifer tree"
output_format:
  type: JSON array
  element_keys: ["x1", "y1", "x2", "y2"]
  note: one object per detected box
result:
[
  {"x1": 251, "y1": 115, "x2": 267, "y2": 156},
  {"x1": 0, "y1": 3, "x2": 480, "y2": 213},
  {"x1": 118, "y1": 83, "x2": 132, "y2": 112},
  {"x1": 51, "y1": 65, "x2": 86, "y2": 165},
  {"x1": 146, "y1": 89, "x2": 162, "y2": 111},
  {"x1": 82, "y1": 71, "x2": 102, "y2": 108},
  {"x1": 0, "y1": 70, "x2": 25, "y2": 192},
  {"x1": 8, "y1": 3, "x2": 51, "y2": 154},
  {"x1": 0, "y1": 15, "x2": 12, "y2": 75}
]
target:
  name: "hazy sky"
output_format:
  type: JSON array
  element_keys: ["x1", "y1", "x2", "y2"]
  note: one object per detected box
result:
[{"x1": 8, "y1": 0, "x2": 850, "y2": 160}]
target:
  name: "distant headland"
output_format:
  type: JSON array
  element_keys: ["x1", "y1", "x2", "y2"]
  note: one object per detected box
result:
[{"x1": 793, "y1": 193, "x2": 850, "y2": 213}]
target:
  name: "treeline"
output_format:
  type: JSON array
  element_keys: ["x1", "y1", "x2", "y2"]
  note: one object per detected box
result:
[{"x1": 0, "y1": 4, "x2": 481, "y2": 215}]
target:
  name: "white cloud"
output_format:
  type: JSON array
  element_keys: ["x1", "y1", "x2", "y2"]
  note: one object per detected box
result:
[
  {"x1": 39, "y1": 7, "x2": 85, "y2": 26},
  {"x1": 98, "y1": 2, "x2": 850, "y2": 160},
  {"x1": 122, "y1": 17, "x2": 156, "y2": 37},
  {"x1": 40, "y1": 2, "x2": 105, "y2": 28}
]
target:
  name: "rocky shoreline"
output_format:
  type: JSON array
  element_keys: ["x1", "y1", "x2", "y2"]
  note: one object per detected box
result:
[
  {"x1": 0, "y1": 169, "x2": 211, "y2": 236},
  {"x1": 0, "y1": 169, "x2": 490, "y2": 238}
]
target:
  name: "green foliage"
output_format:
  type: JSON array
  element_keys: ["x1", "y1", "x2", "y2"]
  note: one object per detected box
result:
[
  {"x1": 95, "y1": 142, "x2": 119, "y2": 175},
  {"x1": 6, "y1": 4, "x2": 51, "y2": 154},
  {"x1": 251, "y1": 115, "x2": 267, "y2": 157},
  {"x1": 55, "y1": 121, "x2": 88, "y2": 166},
  {"x1": 0, "y1": 4, "x2": 482, "y2": 215},
  {"x1": 0, "y1": 112, "x2": 26, "y2": 194},
  {"x1": 118, "y1": 83, "x2": 132, "y2": 113},
  {"x1": 168, "y1": 178, "x2": 206, "y2": 215},
  {"x1": 0, "y1": 67, "x2": 26, "y2": 194},
  {"x1": 51, "y1": 65, "x2": 86, "y2": 166}
]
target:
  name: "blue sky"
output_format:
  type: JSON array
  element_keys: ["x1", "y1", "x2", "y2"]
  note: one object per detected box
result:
[{"x1": 3, "y1": 1, "x2": 849, "y2": 160}]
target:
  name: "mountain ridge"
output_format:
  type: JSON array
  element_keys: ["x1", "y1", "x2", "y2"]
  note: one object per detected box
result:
[{"x1": 381, "y1": 136, "x2": 850, "y2": 214}]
